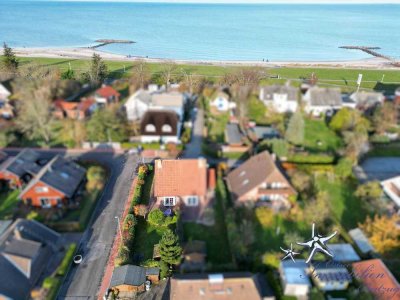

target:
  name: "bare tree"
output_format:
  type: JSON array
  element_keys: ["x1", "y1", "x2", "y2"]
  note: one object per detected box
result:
[
  {"x1": 129, "y1": 59, "x2": 150, "y2": 93},
  {"x1": 15, "y1": 80, "x2": 55, "y2": 145},
  {"x1": 160, "y1": 61, "x2": 177, "y2": 90},
  {"x1": 180, "y1": 69, "x2": 205, "y2": 94}
]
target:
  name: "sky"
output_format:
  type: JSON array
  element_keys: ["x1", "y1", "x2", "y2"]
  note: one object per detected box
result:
[{"x1": 29, "y1": 0, "x2": 400, "y2": 3}]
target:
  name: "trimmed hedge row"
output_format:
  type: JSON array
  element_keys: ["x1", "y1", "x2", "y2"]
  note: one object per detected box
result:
[{"x1": 56, "y1": 243, "x2": 77, "y2": 276}]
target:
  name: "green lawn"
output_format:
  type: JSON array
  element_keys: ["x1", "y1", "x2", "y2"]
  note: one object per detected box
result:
[
  {"x1": 366, "y1": 142, "x2": 400, "y2": 157},
  {"x1": 0, "y1": 190, "x2": 20, "y2": 220},
  {"x1": 207, "y1": 113, "x2": 229, "y2": 143},
  {"x1": 304, "y1": 119, "x2": 342, "y2": 152},
  {"x1": 13, "y1": 56, "x2": 400, "y2": 92},
  {"x1": 314, "y1": 175, "x2": 368, "y2": 230},
  {"x1": 141, "y1": 171, "x2": 154, "y2": 206},
  {"x1": 133, "y1": 218, "x2": 168, "y2": 261},
  {"x1": 183, "y1": 174, "x2": 233, "y2": 267}
]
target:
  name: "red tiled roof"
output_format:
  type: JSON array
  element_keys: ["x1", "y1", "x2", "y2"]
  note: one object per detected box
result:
[
  {"x1": 352, "y1": 259, "x2": 400, "y2": 300},
  {"x1": 54, "y1": 100, "x2": 78, "y2": 111},
  {"x1": 96, "y1": 86, "x2": 120, "y2": 98},
  {"x1": 77, "y1": 98, "x2": 95, "y2": 112},
  {"x1": 154, "y1": 159, "x2": 207, "y2": 197},
  {"x1": 208, "y1": 168, "x2": 216, "y2": 190}
]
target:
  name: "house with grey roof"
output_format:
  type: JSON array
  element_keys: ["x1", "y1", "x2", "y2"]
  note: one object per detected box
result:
[
  {"x1": 0, "y1": 149, "x2": 43, "y2": 188},
  {"x1": 0, "y1": 219, "x2": 61, "y2": 300},
  {"x1": 225, "y1": 123, "x2": 246, "y2": 147},
  {"x1": 279, "y1": 260, "x2": 311, "y2": 298},
  {"x1": 309, "y1": 261, "x2": 352, "y2": 291},
  {"x1": 348, "y1": 228, "x2": 376, "y2": 255},
  {"x1": 259, "y1": 84, "x2": 299, "y2": 113},
  {"x1": 19, "y1": 155, "x2": 86, "y2": 208},
  {"x1": 124, "y1": 88, "x2": 186, "y2": 122},
  {"x1": 110, "y1": 265, "x2": 160, "y2": 297},
  {"x1": 303, "y1": 86, "x2": 343, "y2": 116}
]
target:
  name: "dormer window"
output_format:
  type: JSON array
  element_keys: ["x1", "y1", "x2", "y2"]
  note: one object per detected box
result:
[
  {"x1": 35, "y1": 186, "x2": 49, "y2": 193},
  {"x1": 145, "y1": 124, "x2": 156, "y2": 132},
  {"x1": 161, "y1": 124, "x2": 172, "y2": 133}
]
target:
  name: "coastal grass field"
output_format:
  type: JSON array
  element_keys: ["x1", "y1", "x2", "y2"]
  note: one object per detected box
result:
[{"x1": 9, "y1": 56, "x2": 400, "y2": 93}]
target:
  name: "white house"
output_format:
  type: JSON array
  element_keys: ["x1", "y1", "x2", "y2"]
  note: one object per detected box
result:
[
  {"x1": 259, "y1": 85, "x2": 299, "y2": 113},
  {"x1": 303, "y1": 86, "x2": 342, "y2": 116},
  {"x1": 381, "y1": 175, "x2": 400, "y2": 208},
  {"x1": 210, "y1": 91, "x2": 236, "y2": 112},
  {"x1": 124, "y1": 89, "x2": 153, "y2": 121},
  {"x1": 280, "y1": 260, "x2": 311, "y2": 298},
  {"x1": 124, "y1": 89, "x2": 186, "y2": 122},
  {"x1": 0, "y1": 84, "x2": 11, "y2": 102}
]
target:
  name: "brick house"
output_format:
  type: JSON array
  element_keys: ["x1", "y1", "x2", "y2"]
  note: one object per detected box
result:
[
  {"x1": 152, "y1": 158, "x2": 215, "y2": 223},
  {"x1": 53, "y1": 98, "x2": 96, "y2": 120},
  {"x1": 226, "y1": 151, "x2": 296, "y2": 209},
  {"x1": 0, "y1": 149, "x2": 43, "y2": 188},
  {"x1": 19, "y1": 156, "x2": 86, "y2": 208},
  {"x1": 110, "y1": 265, "x2": 159, "y2": 297},
  {"x1": 94, "y1": 85, "x2": 120, "y2": 106}
]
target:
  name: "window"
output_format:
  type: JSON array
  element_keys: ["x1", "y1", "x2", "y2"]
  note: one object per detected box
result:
[
  {"x1": 186, "y1": 196, "x2": 198, "y2": 206},
  {"x1": 163, "y1": 197, "x2": 176, "y2": 206},
  {"x1": 145, "y1": 124, "x2": 156, "y2": 132},
  {"x1": 40, "y1": 198, "x2": 51, "y2": 208},
  {"x1": 35, "y1": 186, "x2": 49, "y2": 193},
  {"x1": 161, "y1": 124, "x2": 172, "y2": 133}
]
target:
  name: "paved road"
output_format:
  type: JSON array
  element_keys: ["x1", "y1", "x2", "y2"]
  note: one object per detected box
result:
[
  {"x1": 356, "y1": 157, "x2": 400, "y2": 182},
  {"x1": 182, "y1": 108, "x2": 204, "y2": 159},
  {"x1": 4, "y1": 149, "x2": 140, "y2": 299}
]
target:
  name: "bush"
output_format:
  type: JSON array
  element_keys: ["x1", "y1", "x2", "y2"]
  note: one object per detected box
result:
[
  {"x1": 115, "y1": 246, "x2": 130, "y2": 266},
  {"x1": 259, "y1": 138, "x2": 289, "y2": 158},
  {"x1": 148, "y1": 209, "x2": 165, "y2": 226},
  {"x1": 56, "y1": 243, "x2": 77, "y2": 276},
  {"x1": 26, "y1": 210, "x2": 44, "y2": 222},
  {"x1": 123, "y1": 214, "x2": 137, "y2": 236},
  {"x1": 287, "y1": 153, "x2": 335, "y2": 164},
  {"x1": 370, "y1": 134, "x2": 390, "y2": 144},
  {"x1": 42, "y1": 277, "x2": 62, "y2": 300},
  {"x1": 335, "y1": 158, "x2": 353, "y2": 178}
]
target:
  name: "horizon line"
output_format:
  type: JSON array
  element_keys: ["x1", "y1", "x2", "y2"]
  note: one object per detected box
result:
[{"x1": 18, "y1": 0, "x2": 400, "y2": 4}]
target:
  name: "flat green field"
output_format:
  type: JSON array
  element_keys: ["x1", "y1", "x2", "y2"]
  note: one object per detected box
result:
[{"x1": 11, "y1": 56, "x2": 400, "y2": 92}]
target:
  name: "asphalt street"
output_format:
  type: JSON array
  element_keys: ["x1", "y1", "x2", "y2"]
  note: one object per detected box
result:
[{"x1": 4, "y1": 149, "x2": 140, "y2": 299}]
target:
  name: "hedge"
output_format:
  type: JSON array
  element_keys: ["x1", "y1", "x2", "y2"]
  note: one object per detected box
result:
[
  {"x1": 287, "y1": 153, "x2": 335, "y2": 164},
  {"x1": 56, "y1": 243, "x2": 77, "y2": 276},
  {"x1": 42, "y1": 277, "x2": 62, "y2": 300}
]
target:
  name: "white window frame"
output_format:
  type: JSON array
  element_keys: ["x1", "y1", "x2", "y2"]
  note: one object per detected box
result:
[
  {"x1": 145, "y1": 124, "x2": 156, "y2": 133},
  {"x1": 163, "y1": 197, "x2": 176, "y2": 207},
  {"x1": 40, "y1": 198, "x2": 51, "y2": 208},
  {"x1": 35, "y1": 186, "x2": 49, "y2": 193},
  {"x1": 161, "y1": 124, "x2": 172, "y2": 133},
  {"x1": 186, "y1": 196, "x2": 199, "y2": 207}
]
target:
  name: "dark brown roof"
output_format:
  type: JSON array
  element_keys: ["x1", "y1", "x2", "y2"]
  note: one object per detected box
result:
[
  {"x1": 140, "y1": 110, "x2": 179, "y2": 137},
  {"x1": 226, "y1": 151, "x2": 293, "y2": 199}
]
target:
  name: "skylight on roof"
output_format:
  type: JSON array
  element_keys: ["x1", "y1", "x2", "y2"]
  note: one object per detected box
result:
[
  {"x1": 242, "y1": 179, "x2": 249, "y2": 186},
  {"x1": 239, "y1": 171, "x2": 246, "y2": 177}
]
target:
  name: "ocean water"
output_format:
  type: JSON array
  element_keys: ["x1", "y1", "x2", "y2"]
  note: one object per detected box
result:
[{"x1": 0, "y1": 1, "x2": 399, "y2": 61}]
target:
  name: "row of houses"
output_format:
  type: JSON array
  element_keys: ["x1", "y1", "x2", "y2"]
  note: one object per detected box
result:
[
  {"x1": 147, "y1": 151, "x2": 296, "y2": 224},
  {"x1": 259, "y1": 84, "x2": 390, "y2": 116},
  {"x1": 281, "y1": 257, "x2": 400, "y2": 300},
  {"x1": 0, "y1": 149, "x2": 86, "y2": 208}
]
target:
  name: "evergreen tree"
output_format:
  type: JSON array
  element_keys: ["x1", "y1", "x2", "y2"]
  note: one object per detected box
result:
[
  {"x1": 159, "y1": 229, "x2": 182, "y2": 265},
  {"x1": 285, "y1": 111, "x2": 305, "y2": 146},
  {"x1": 82, "y1": 53, "x2": 108, "y2": 85},
  {"x1": 2, "y1": 43, "x2": 19, "y2": 75}
]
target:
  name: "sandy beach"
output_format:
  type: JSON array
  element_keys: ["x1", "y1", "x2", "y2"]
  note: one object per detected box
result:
[{"x1": 14, "y1": 46, "x2": 398, "y2": 69}]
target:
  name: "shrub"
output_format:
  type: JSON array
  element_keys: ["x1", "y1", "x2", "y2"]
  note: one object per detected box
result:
[
  {"x1": 56, "y1": 243, "x2": 77, "y2": 276},
  {"x1": 287, "y1": 153, "x2": 335, "y2": 164},
  {"x1": 335, "y1": 158, "x2": 353, "y2": 178},
  {"x1": 115, "y1": 246, "x2": 130, "y2": 266},
  {"x1": 370, "y1": 134, "x2": 390, "y2": 144},
  {"x1": 134, "y1": 204, "x2": 148, "y2": 217},
  {"x1": 148, "y1": 209, "x2": 165, "y2": 226},
  {"x1": 123, "y1": 214, "x2": 137, "y2": 232},
  {"x1": 42, "y1": 277, "x2": 62, "y2": 300},
  {"x1": 26, "y1": 210, "x2": 44, "y2": 222},
  {"x1": 262, "y1": 252, "x2": 280, "y2": 269},
  {"x1": 255, "y1": 207, "x2": 274, "y2": 227}
]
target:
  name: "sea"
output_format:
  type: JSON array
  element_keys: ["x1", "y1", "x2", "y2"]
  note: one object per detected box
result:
[{"x1": 0, "y1": 1, "x2": 399, "y2": 61}]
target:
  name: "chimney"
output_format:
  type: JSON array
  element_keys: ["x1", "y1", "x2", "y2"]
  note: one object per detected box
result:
[
  {"x1": 198, "y1": 158, "x2": 205, "y2": 168},
  {"x1": 271, "y1": 153, "x2": 276, "y2": 161},
  {"x1": 156, "y1": 160, "x2": 162, "y2": 169}
]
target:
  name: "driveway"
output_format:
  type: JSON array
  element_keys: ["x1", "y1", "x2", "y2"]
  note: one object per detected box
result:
[
  {"x1": 182, "y1": 108, "x2": 204, "y2": 159},
  {"x1": 355, "y1": 157, "x2": 400, "y2": 182},
  {"x1": 3, "y1": 148, "x2": 140, "y2": 299}
]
